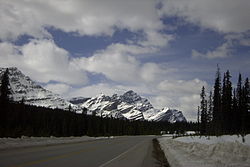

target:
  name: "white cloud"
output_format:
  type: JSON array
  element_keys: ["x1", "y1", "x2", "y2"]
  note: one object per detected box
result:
[
  {"x1": 0, "y1": 0, "x2": 165, "y2": 40},
  {"x1": 138, "y1": 30, "x2": 174, "y2": 48},
  {"x1": 179, "y1": 94, "x2": 200, "y2": 121},
  {"x1": 150, "y1": 95, "x2": 177, "y2": 110},
  {"x1": 225, "y1": 33, "x2": 250, "y2": 47},
  {"x1": 155, "y1": 78, "x2": 208, "y2": 121},
  {"x1": 160, "y1": 0, "x2": 250, "y2": 60},
  {"x1": 101, "y1": 43, "x2": 156, "y2": 56},
  {"x1": 0, "y1": 0, "x2": 175, "y2": 87},
  {"x1": 191, "y1": 31, "x2": 250, "y2": 59},
  {"x1": 68, "y1": 83, "x2": 135, "y2": 98},
  {"x1": 160, "y1": 0, "x2": 250, "y2": 33},
  {"x1": 74, "y1": 42, "x2": 170, "y2": 84},
  {"x1": 158, "y1": 79, "x2": 207, "y2": 95},
  {"x1": 0, "y1": 39, "x2": 88, "y2": 85},
  {"x1": 140, "y1": 63, "x2": 167, "y2": 83},
  {"x1": 0, "y1": 0, "x2": 175, "y2": 60},
  {"x1": 0, "y1": 0, "x2": 174, "y2": 85},
  {"x1": 76, "y1": 50, "x2": 140, "y2": 83},
  {"x1": 192, "y1": 42, "x2": 232, "y2": 59},
  {"x1": 45, "y1": 83, "x2": 72, "y2": 96},
  {"x1": 0, "y1": 0, "x2": 51, "y2": 40},
  {"x1": 69, "y1": 82, "x2": 160, "y2": 100},
  {"x1": 239, "y1": 39, "x2": 250, "y2": 47},
  {"x1": 0, "y1": 42, "x2": 22, "y2": 65}
]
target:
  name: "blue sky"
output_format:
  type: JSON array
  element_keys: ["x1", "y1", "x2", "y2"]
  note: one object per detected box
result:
[{"x1": 0, "y1": 0, "x2": 250, "y2": 121}]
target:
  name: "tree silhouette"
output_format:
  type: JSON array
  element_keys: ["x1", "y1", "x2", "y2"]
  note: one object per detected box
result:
[
  {"x1": 0, "y1": 68, "x2": 11, "y2": 104},
  {"x1": 200, "y1": 86, "x2": 207, "y2": 134},
  {"x1": 213, "y1": 65, "x2": 222, "y2": 135}
]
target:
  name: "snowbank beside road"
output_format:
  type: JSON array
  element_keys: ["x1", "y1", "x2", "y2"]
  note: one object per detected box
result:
[
  {"x1": 159, "y1": 135, "x2": 250, "y2": 167},
  {"x1": 175, "y1": 135, "x2": 250, "y2": 146},
  {"x1": 0, "y1": 136, "x2": 111, "y2": 150}
]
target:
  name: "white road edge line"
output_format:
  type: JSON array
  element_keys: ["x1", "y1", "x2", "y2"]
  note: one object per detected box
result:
[{"x1": 99, "y1": 140, "x2": 145, "y2": 167}]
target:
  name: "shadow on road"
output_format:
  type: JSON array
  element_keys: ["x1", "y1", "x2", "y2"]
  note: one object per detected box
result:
[{"x1": 152, "y1": 138, "x2": 170, "y2": 167}]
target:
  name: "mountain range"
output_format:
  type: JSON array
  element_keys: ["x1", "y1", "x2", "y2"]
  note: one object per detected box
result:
[{"x1": 0, "y1": 67, "x2": 187, "y2": 123}]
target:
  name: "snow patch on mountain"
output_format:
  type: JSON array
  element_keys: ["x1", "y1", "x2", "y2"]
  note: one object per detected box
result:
[
  {"x1": 147, "y1": 107, "x2": 187, "y2": 122},
  {"x1": 81, "y1": 90, "x2": 187, "y2": 122},
  {"x1": 0, "y1": 67, "x2": 80, "y2": 112}
]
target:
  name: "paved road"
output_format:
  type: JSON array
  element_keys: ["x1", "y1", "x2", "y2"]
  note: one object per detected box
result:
[{"x1": 0, "y1": 136, "x2": 157, "y2": 167}]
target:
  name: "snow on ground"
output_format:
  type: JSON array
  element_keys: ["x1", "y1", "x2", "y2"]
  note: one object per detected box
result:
[
  {"x1": 0, "y1": 136, "x2": 112, "y2": 150},
  {"x1": 159, "y1": 135, "x2": 250, "y2": 167},
  {"x1": 175, "y1": 135, "x2": 250, "y2": 146}
]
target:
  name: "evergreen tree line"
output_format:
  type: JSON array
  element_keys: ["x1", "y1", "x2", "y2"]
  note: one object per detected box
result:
[
  {"x1": 198, "y1": 66, "x2": 250, "y2": 135},
  {"x1": 0, "y1": 69, "x2": 197, "y2": 137}
]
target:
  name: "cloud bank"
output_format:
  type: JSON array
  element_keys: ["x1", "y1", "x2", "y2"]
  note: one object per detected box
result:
[{"x1": 160, "y1": 0, "x2": 250, "y2": 33}]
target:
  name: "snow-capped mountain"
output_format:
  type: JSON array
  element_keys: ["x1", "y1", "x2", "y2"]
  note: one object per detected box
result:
[
  {"x1": 82, "y1": 91, "x2": 187, "y2": 123},
  {"x1": 0, "y1": 67, "x2": 80, "y2": 112},
  {"x1": 0, "y1": 67, "x2": 187, "y2": 122}
]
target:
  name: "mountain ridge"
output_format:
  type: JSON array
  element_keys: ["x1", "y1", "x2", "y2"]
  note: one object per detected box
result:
[
  {"x1": 0, "y1": 67, "x2": 187, "y2": 123},
  {"x1": 81, "y1": 90, "x2": 187, "y2": 122}
]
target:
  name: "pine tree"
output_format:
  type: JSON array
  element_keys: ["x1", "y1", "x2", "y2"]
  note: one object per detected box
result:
[
  {"x1": 244, "y1": 78, "x2": 250, "y2": 113},
  {"x1": 236, "y1": 74, "x2": 243, "y2": 134},
  {"x1": 242, "y1": 78, "x2": 249, "y2": 134},
  {"x1": 68, "y1": 104, "x2": 72, "y2": 112},
  {"x1": 221, "y1": 71, "x2": 232, "y2": 134},
  {"x1": 0, "y1": 69, "x2": 11, "y2": 137},
  {"x1": 207, "y1": 91, "x2": 213, "y2": 122},
  {"x1": 200, "y1": 86, "x2": 207, "y2": 135},
  {"x1": 237, "y1": 74, "x2": 242, "y2": 103},
  {"x1": 213, "y1": 65, "x2": 222, "y2": 135},
  {"x1": 232, "y1": 89, "x2": 238, "y2": 134},
  {"x1": 0, "y1": 68, "x2": 11, "y2": 104},
  {"x1": 197, "y1": 106, "x2": 200, "y2": 134},
  {"x1": 207, "y1": 91, "x2": 213, "y2": 134}
]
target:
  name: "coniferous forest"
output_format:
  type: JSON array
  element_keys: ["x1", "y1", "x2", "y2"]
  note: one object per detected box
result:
[
  {"x1": 0, "y1": 101, "x2": 196, "y2": 137},
  {"x1": 0, "y1": 69, "x2": 196, "y2": 137},
  {"x1": 198, "y1": 66, "x2": 250, "y2": 136}
]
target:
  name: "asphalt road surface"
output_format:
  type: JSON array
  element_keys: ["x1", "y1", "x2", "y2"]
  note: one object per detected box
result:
[{"x1": 0, "y1": 136, "x2": 157, "y2": 167}]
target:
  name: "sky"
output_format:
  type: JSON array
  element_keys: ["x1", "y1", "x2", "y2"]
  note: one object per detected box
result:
[{"x1": 0, "y1": 0, "x2": 250, "y2": 121}]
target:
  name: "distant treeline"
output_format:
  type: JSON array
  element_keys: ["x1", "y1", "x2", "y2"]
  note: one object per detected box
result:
[
  {"x1": 0, "y1": 69, "x2": 196, "y2": 137},
  {"x1": 0, "y1": 101, "x2": 197, "y2": 137},
  {"x1": 198, "y1": 66, "x2": 250, "y2": 136}
]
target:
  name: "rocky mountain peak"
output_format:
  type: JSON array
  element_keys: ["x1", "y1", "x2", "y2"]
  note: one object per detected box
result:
[
  {"x1": 120, "y1": 90, "x2": 142, "y2": 103},
  {"x1": 0, "y1": 67, "x2": 80, "y2": 112}
]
